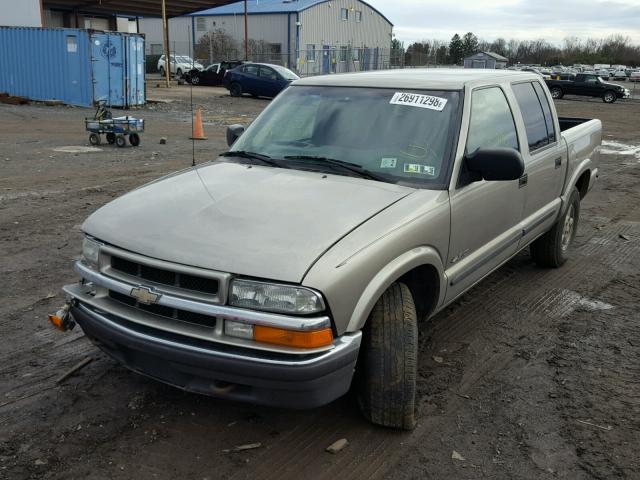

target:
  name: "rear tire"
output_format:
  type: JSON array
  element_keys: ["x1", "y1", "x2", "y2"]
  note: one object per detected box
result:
[
  {"x1": 115, "y1": 136, "x2": 126, "y2": 148},
  {"x1": 357, "y1": 282, "x2": 418, "y2": 430},
  {"x1": 602, "y1": 90, "x2": 617, "y2": 103},
  {"x1": 531, "y1": 187, "x2": 580, "y2": 268},
  {"x1": 230, "y1": 82, "x2": 242, "y2": 97},
  {"x1": 550, "y1": 87, "x2": 564, "y2": 99},
  {"x1": 129, "y1": 133, "x2": 140, "y2": 147},
  {"x1": 159, "y1": 67, "x2": 165, "y2": 77},
  {"x1": 191, "y1": 75, "x2": 200, "y2": 85}
]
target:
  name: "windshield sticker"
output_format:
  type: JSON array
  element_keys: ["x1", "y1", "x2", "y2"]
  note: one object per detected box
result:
[
  {"x1": 390, "y1": 92, "x2": 448, "y2": 111},
  {"x1": 404, "y1": 164, "x2": 437, "y2": 176},
  {"x1": 380, "y1": 158, "x2": 397, "y2": 168}
]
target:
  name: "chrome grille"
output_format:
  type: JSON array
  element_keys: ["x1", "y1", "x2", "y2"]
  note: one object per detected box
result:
[
  {"x1": 110, "y1": 256, "x2": 219, "y2": 295},
  {"x1": 109, "y1": 290, "x2": 217, "y2": 329}
]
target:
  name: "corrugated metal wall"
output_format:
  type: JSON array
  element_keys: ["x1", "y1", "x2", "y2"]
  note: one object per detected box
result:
[
  {"x1": 0, "y1": 27, "x2": 94, "y2": 106},
  {"x1": 0, "y1": 27, "x2": 146, "y2": 107},
  {"x1": 298, "y1": 0, "x2": 392, "y2": 74}
]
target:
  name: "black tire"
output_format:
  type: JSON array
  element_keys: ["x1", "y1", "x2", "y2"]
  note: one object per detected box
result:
[
  {"x1": 357, "y1": 282, "x2": 418, "y2": 430},
  {"x1": 230, "y1": 82, "x2": 242, "y2": 97},
  {"x1": 602, "y1": 90, "x2": 617, "y2": 103},
  {"x1": 191, "y1": 75, "x2": 200, "y2": 85},
  {"x1": 550, "y1": 87, "x2": 564, "y2": 99},
  {"x1": 89, "y1": 133, "x2": 100, "y2": 146},
  {"x1": 531, "y1": 187, "x2": 580, "y2": 268},
  {"x1": 159, "y1": 67, "x2": 165, "y2": 77},
  {"x1": 115, "y1": 136, "x2": 126, "y2": 148},
  {"x1": 176, "y1": 68, "x2": 183, "y2": 78},
  {"x1": 129, "y1": 133, "x2": 140, "y2": 147},
  {"x1": 106, "y1": 133, "x2": 116, "y2": 144}
]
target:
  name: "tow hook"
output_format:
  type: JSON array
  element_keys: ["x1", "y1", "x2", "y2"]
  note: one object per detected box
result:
[{"x1": 48, "y1": 301, "x2": 76, "y2": 332}]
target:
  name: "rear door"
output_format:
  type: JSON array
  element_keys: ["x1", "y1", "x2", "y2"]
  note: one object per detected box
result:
[
  {"x1": 511, "y1": 81, "x2": 565, "y2": 247},
  {"x1": 445, "y1": 86, "x2": 526, "y2": 302}
]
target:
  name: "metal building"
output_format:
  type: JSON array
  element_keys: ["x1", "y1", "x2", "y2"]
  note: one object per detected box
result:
[
  {"x1": 139, "y1": 0, "x2": 394, "y2": 75},
  {"x1": 0, "y1": 27, "x2": 145, "y2": 107},
  {"x1": 464, "y1": 52, "x2": 508, "y2": 69}
]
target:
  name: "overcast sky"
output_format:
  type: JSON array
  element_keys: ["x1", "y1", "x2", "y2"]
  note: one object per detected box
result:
[{"x1": 365, "y1": 0, "x2": 640, "y2": 46}]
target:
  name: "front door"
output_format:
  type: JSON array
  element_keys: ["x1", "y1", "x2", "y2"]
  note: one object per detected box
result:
[
  {"x1": 64, "y1": 34, "x2": 83, "y2": 105},
  {"x1": 511, "y1": 81, "x2": 565, "y2": 247},
  {"x1": 445, "y1": 86, "x2": 526, "y2": 303},
  {"x1": 322, "y1": 45, "x2": 331, "y2": 74}
]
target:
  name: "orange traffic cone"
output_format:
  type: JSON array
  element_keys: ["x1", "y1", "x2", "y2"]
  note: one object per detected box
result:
[{"x1": 190, "y1": 109, "x2": 208, "y2": 140}]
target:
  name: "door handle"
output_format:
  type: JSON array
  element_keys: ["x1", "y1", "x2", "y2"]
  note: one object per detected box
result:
[
  {"x1": 554, "y1": 157, "x2": 562, "y2": 169},
  {"x1": 518, "y1": 173, "x2": 528, "y2": 188}
]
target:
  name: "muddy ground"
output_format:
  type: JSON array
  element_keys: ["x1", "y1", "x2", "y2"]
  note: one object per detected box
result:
[{"x1": 1, "y1": 85, "x2": 639, "y2": 480}]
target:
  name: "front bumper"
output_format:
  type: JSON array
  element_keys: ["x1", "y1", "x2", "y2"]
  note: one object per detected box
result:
[
  {"x1": 70, "y1": 303, "x2": 360, "y2": 408},
  {"x1": 63, "y1": 260, "x2": 361, "y2": 408}
]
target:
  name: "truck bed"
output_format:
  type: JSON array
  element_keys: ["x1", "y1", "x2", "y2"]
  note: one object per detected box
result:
[{"x1": 559, "y1": 117, "x2": 592, "y2": 133}]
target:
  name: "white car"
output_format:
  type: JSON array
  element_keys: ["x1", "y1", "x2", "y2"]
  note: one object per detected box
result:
[
  {"x1": 611, "y1": 70, "x2": 628, "y2": 81},
  {"x1": 157, "y1": 55, "x2": 203, "y2": 78},
  {"x1": 629, "y1": 71, "x2": 640, "y2": 82}
]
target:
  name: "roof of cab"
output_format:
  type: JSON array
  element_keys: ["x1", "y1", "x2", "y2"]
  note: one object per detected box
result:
[{"x1": 293, "y1": 69, "x2": 540, "y2": 90}]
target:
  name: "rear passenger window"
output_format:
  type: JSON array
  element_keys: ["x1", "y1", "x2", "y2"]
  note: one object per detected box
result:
[
  {"x1": 512, "y1": 82, "x2": 550, "y2": 153},
  {"x1": 532, "y1": 82, "x2": 556, "y2": 144},
  {"x1": 466, "y1": 87, "x2": 519, "y2": 154},
  {"x1": 244, "y1": 65, "x2": 258, "y2": 76}
]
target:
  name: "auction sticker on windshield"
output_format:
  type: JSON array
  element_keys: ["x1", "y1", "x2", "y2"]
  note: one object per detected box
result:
[{"x1": 390, "y1": 92, "x2": 448, "y2": 111}]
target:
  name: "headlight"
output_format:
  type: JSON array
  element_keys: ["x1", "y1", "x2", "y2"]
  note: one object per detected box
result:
[
  {"x1": 229, "y1": 279, "x2": 325, "y2": 315},
  {"x1": 82, "y1": 237, "x2": 101, "y2": 268}
]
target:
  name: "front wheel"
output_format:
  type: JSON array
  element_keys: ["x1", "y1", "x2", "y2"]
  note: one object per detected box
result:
[
  {"x1": 89, "y1": 133, "x2": 100, "y2": 146},
  {"x1": 115, "y1": 136, "x2": 126, "y2": 148},
  {"x1": 176, "y1": 68, "x2": 183, "y2": 78},
  {"x1": 159, "y1": 67, "x2": 165, "y2": 77},
  {"x1": 357, "y1": 282, "x2": 418, "y2": 430},
  {"x1": 602, "y1": 90, "x2": 617, "y2": 103},
  {"x1": 550, "y1": 87, "x2": 564, "y2": 99},
  {"x1": 191, "y1": 75, "x2": 200, "y2": 85},
  {"x1": 530, "y1": 187, "x2": 580, "y2": 268}
]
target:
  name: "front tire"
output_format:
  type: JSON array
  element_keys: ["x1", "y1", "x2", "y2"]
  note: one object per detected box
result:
[
  {"x1": 115, "y1": 136, "x2": 126, "y2": 148},
  {"x1": 531, "y1": 187, "x2": 580, "y2": 268},
  {"x1": 357, "y1": 282, "x2": 418, "y2": 430},
  {"x1": 191, "y1": 75, "x2": 200, "y2": 85},
  {"x1": 176, "y1": 68, "x2": 183, "y2": 78},
  {"x1": 159, "y1": 67, "x2": 165, "y2": 77},
  {"x1": 602, "y1": 90, "x2": 617, "y2": 103},
  {"x1": 89, "y1": 133, "x2": 100, "y2": 146}
]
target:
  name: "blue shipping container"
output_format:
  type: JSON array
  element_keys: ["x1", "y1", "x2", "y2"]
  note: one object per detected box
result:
[{"x1": 0, "y1": 27, "x2": 145, "y2": 108}]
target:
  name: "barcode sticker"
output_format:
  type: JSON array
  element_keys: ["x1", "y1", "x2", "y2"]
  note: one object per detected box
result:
[{"x1": 390, "y1": 92, "x2": 448, "y2": 111}]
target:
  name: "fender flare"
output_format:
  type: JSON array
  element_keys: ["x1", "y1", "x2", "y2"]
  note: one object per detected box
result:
[
  {"x1": 345, "y1": 246, "x2": 445, "y2": 332},
  {"x1": 561, "y1": 158, "x2": 593, "y2": 213}
]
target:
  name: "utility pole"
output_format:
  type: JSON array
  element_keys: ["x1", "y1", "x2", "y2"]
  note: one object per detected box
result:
[
  {"x1": 161, "y1": 0, "x2": 171, "y2": 88},
  {"x1": 244, "y1": 0, "x2": 249, "y2": 61}
]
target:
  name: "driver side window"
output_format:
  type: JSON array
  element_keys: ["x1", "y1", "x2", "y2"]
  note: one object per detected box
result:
[{"x1": 466, "y1": 87, "x2": 519, "y2": 154}]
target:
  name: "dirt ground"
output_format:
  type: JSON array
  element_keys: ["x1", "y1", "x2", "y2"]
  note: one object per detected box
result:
[{"x1": 1, "y1": 85, "x2": 639, "y2": 480}]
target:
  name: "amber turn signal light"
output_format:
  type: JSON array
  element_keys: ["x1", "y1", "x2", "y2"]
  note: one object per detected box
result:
[
  {"x1": 254, "y1": 326, "x2": 333, "y2": 349},
  {"x1": 48, "y1": 314, "x2": 66, "y2": 331}
]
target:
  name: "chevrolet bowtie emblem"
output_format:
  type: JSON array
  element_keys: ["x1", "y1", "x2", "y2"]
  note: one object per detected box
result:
[{"x1": 130, "y1": 286, "x2": 162, "y2": 305}]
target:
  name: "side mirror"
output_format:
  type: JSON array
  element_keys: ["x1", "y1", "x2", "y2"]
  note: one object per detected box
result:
[
  {"x1": 464, "y1": 148, "x2": 524, "y2": 181},
  {"x1": 226, "y1": 124, "x2": 245, "y2": 147}
]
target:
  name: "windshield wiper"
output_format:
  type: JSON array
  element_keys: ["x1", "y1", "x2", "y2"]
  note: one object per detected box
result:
[
  {"x1": 220, "y1": 151, "x2": 285, "y2": 168},
  {"x1": 283, "y1": 155, "x2": 392, "y2": 183}
]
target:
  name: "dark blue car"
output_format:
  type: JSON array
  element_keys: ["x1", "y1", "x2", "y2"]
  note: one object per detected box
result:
[{"x1": 223, "y1": 63, "x2": 299, "y2": 99}]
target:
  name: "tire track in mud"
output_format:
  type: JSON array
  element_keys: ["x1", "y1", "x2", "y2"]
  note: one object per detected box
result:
[{"x1": 225, "y1": 213, "x2": 640, "y2": 479}]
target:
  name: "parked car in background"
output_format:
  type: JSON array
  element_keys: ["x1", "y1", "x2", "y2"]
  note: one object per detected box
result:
[
  {"x1": 157, "y1": 55, "x2": 203, "y2": 78},
  {"x1": 546, "y1": 73, "x2": 631, "y2": 103},
  {"x1": 184, "y1": 60, "x2": 244, "y2": 86},
  {"x1": 223, "y1": 63, "x2": 299, "y2": 98},
  {"x1": 612, "y1": 70, "x2": 628, "y2": 80},
  {"x1": 629, "y1": 71, "x2": 640, "y2": 82},
  {"x1": 595, "y1": 69, "x2": 610, "y2": 80}
]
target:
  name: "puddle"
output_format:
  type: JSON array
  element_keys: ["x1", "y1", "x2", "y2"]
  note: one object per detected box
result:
[{"x1": 53, "y1": 146, "x2": 103, "y2": 153}]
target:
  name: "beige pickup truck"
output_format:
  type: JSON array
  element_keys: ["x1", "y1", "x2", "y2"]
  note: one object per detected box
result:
[{"x1": 54, "y1": 70, "x2": 601, "y2": 430}]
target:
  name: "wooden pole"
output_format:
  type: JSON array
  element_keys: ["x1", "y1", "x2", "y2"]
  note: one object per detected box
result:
[
  {"x1": 244, "y1": 0, "x2": 249, "y2": 61},
  {"x1": 161, "y1": 0, "x2": 171, "y2": 88}
]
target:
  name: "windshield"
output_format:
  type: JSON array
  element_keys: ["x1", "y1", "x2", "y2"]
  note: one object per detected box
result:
[
  {"x1": 230, "y1": 86, "x2": 461, "y2": 188},
  {"x1": 272, "y1": 65, "x2": 299, "y2": 80}
]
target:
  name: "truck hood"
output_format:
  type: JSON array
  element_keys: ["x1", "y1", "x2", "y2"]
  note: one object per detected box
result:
[{"x1": 83, "y1": 161, "x2": 414, "y2": 283}]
